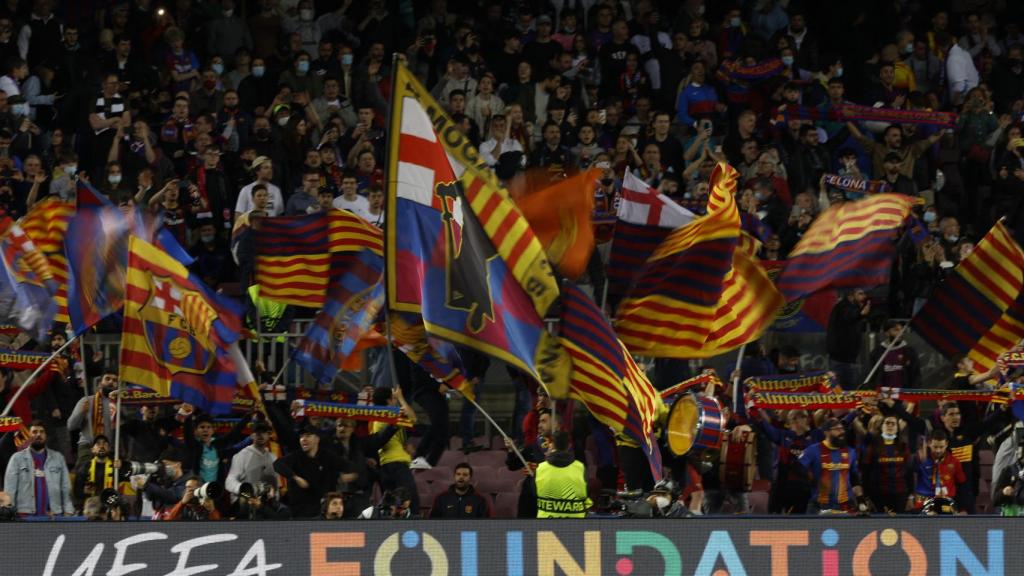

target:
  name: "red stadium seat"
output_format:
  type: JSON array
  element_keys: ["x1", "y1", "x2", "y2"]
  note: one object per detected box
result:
[
  {"x1": 748, "y1": 491, "x2": 769, "y2": 514},
  {"x1": 468, "y1": 450, "x2": 508, "y2": 469},
  {"x1": 492, "y1": 493, "x2": 520, "y2": 518}
]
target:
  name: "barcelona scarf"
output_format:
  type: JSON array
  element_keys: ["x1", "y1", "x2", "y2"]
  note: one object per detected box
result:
[
  {"x1": 781, "y1": 104, "x2": 957, "y2": 129},
  {"x1": 293, "y1": 400, "x2": 413, "y2": 428},
  {"x1": 822, "y1": 173, "x2": 891, "y2": 197},
  {"x1": 746, "y1": 371, "x2": 837, "y2": 393},
  {"x1": 0, "y1": 348, "x2": 49, "y2": 370}
]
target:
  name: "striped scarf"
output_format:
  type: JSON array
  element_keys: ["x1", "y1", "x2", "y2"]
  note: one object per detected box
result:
[
  {"x1": 88, "y1": 458, "x2": 115, "y2": 491},
  {"x1": 781, "y1": 104, "x2": 957, "y2": 128}
]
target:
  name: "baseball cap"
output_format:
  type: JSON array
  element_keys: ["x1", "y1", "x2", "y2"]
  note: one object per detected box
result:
[{"x1": 250, "y1": 156, "x2": 271, "y2": 170}]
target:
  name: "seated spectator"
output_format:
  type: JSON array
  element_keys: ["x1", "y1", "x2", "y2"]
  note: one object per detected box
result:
[{"x1": 429, "y1": 463, "x2": 492, "y2": 518}]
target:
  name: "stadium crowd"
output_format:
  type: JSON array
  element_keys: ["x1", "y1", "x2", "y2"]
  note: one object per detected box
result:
[{"x1": 2, "y1": 0, "x2": 1024, "y2": 520}]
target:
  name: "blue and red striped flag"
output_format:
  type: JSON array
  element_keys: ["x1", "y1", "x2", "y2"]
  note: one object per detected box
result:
[
  {"x1": 254, "y1": 210, "x2": 382, "y2": 307},
  {"x1": 911, "y1": 220, "x2": 1024, "y2": 373},
  {"x1": 775, "y1": 194, "x2": 917, "y2": 302},
  {"x1": 385, "y1": 62, "x2": 570, "y2": 396},
  {"x1": 292, "y1": 248, "x2": 385, "y2": 384},
  {"x1": 560, "y1": 282, "x2": 663, "y2": 480},
  {"x1": 0, "y1": 219, "x2": 58, "y2": 340},
  {"x1": 607, "y1": 170, "x2": 695, "y2": 301},
  {"x1": 120, "y1": 236, "x2": 243, "y2": 415},
  {"x1": 614, "y1": 163, "x2": 783, "y2": 358}
]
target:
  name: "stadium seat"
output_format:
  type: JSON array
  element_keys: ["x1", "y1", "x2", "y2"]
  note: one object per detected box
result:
[
  {"x1": 414, "y1": 466, "x2": 452, "y2": 488},
  {"x1": 748, "y1": 491, "x2": 769, "y2": 514},
  {"x1": 492, "y1": 493, "x2": 519, "y2": 518},
  {"x1": 437, "y1": 450, "x2": 465, "y2": 469},
  {"x1": 448, "y1": 437, "x2": 462, "y2": 451},
  {"x1": 468, "y1": 450, "x2": 508, "y2": 469},
  {"x1": 979, "y1": 450, "x2": 994, "y2": 467},
  {"x1": 491, "y1": 436, "x2": 507, "y2": 450}
]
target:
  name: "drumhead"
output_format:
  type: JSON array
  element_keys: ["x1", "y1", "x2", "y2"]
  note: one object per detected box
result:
[{"x1": 666, "y1": 395, "x2": 698, "y2": 456}]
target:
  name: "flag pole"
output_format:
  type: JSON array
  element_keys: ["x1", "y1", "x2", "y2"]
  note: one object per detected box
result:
[
  {"x1": 732, "y1": 342, "x2": 747, "y2": 414},
  {"x1": 462, "y1": 391, "x2": 534, "y2": 475},
  {"x1": 380, "y1": 52, "x2": 404, "y2": 393},
  {"x1": 0, "y1": 335, "x2": 78, "y2": 417},
  {"x1": 859, "y1": 322, "x2": 910, "y2": 389},
  {"x1": 112, "y1": 377, "x2": 124, "y2": 480}
]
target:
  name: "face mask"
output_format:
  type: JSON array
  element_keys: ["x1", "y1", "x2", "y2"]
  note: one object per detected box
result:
[
  {"x1": 341, "y1": 53, "x2": 354, "y2": 66},
  {"x1": 300, "y1": 8, "x2": 314, "y2": 21},
  {"x1": 654, "y1": 495, "x2": 670, "y2": 510},
  {"x1": 255, "y1": 127, "x2": 270, "y2": 139},
  {"x1": 223, "y1": 9, "x2": 233, "y2": 17},
  {"x1": 882, "y1": 431, "x2": 898, "y2": 441},
  {"x1": 835, "y1": 67, "x2": 844, "y2": 78},
  {"x1": 698, "y1": 5, "x2": 705, "y2": 15},
  {"x1": 64, "y1": 164, "x2": 77, "y2": 176},
  {"x1": 903, "y1": 43, "x2": 913, "y2": 54},
  {"x1": 923, "y1": 210, "x2": 937, "y2": 223},
  {"x1": 11, "y1": 103, "x2": 28, "y2": 116},
  {"x1": 782, "y1": 56, "x2": 794, "y2": 66},
  {"x1": 211, "y1": 62, "x2": 224, "y2": 75},
  {"x1": 252, "y1": 66, "x2": 265, "y2": 78},
  {"x1": 200, "y1": 232, "x2": 216, "y2": 243},
  {"x1": 108, "y1": 174, "x2": 122, "y2": 185},
  {"x1": 297, "y1": 60, "x2": 310, "y2": 74},
  {"x1": 946, "y1": 234, "x2": 958, "y2": 243},
  {"x1": 729, "y1": 17, "x2": 741, "y2": 27},
  {"x1": 277, "y1": 116, "x2": 290, "y2": 126}
]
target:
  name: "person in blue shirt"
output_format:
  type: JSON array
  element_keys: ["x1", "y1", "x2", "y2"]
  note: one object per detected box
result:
[{"x1": 799, "y1": 417, "x2": 867, "y2": 514}]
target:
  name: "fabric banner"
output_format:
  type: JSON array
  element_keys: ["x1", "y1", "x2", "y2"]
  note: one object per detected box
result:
[
  {"x1": 746, "y1": 371, "x2": 836, "y2": 393},
  {"x1": 659, "y1": 372, "x2": 723, "y2": 400},
  {"x1": 0, "y1": 415, "x2": 21, "y2": 432},
  {"x1": 822, "y1": 173, "x2": 891, "y2": 196},
  {"x1": 749, "y1": 390, "x2": 863, "y2": 410},
  {"x1": 877, "y1": 387, "x2": 1024, "y2": 404},
  {"x1": 0, "y1": 348, "x2": 50, "y2": 370},
  {"x1": 782, "y1": 103, "x2": 958, "y2": 128},
  {"x1": 293, "y1": 399, "x2": 413, "y2": 427},
  {"x1": 750, "y1": 387, "x2": 1020, "y2": 409},
  {"x1": 1001, "y1": 351, "x2": 1024, "y2": 367}
]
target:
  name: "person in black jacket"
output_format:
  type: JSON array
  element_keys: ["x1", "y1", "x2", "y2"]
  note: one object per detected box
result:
[
  {"x1": 429, "y1": 463, "x2": 492, "y2": 518},
  {"x1": 272, "y1": 424, "x2": 345, "y2": 518},
  {"x1": 328, "y1": 418, "x2": 374, "y2": 518},
  {"x1": 826, "y1": 288, "x2": 870, "y2": 388}
]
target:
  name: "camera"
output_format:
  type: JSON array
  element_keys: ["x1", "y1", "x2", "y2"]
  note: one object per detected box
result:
[
  {"x1": 121, "y1": 460, "x2": 163, "y2": 481},
  {"x1": 100, "y1": 488, "x2": 123, "y2": 509},
  {"x1": 238, "y1": 481, "x2": 271, "y2": 502},
  {"x1": 597, "y1": 489, "x2": 653, "y2": 518},
  {"x1": 194, "y1": 482, "x2": 223, "y2": 503}
]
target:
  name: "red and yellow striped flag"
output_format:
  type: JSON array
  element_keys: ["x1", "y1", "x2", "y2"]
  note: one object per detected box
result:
[
  {"x1": 614, "y1": 162, "x2": 783, "y2": 357},
  {"x1": 20, "y1": 198, "x2": 74, "y2": 323}
]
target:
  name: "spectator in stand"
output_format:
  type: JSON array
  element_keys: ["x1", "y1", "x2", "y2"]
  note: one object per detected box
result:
[
  {"x1": 3, "y1": 422, "x2": 74, "y2": 517},
  {"x1": 429, "y1": 463, "x2": 492, "y2": 518},
  {"x1": 827, "y1": 289, "x2": 871, "y2": 389},
  {"x1": 936, "y1": 31, "x2": 979, "y2": 106},
  {"x1": 369, "y1": 385, "x2": 419, "y2": 514},
  {"x1": 272, "y1": 424, "x2": 343, "y2": 518},
  {"x1": 225, "y1": 422, "x2": 278, "y2": 497}
]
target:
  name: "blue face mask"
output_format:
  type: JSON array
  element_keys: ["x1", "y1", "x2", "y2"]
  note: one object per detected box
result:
[
  {"x1": 835, "y1": 67, "x2": 844, "y2": 78},
  {"x1": 341, "y1": 53, "x2": 354, "y2": 66},
  {"x1": 211, "y1": 62, "x2": 224, "y2": 75},
  {"x1": 923, "y1": 210, "x2": 937, "y2": 223},
  {"x1": 252, "y1": 66, "x2": 265, "y2": 78},
  {"x1": 729, "y1": 17, "x2": 741, "y2": 27},
  {"x1": 782, "y1": 56, "x2": 794, "y2": 67},
  {"x1": 297, "y1": 60, "x2": 310, "y2": 74}
]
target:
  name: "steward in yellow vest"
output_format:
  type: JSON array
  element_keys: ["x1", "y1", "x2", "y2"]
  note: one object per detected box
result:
[{"x1": 535, "y1": 432, "x2": 591, "y2": 518}]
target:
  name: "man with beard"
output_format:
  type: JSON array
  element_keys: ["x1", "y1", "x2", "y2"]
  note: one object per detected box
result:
[
  {"x1": 273, "y1": 425, "x2": 344, "y2": 518},
  {"x1": 753, "y1": 408, "x2": 822, "y2": 514},
  {"x1": 798, "y1": 418, "x2": 866, "y2": 514},
  {"x1": 3, "y1": 422, "x2": 74, "y2": 517},
  {"x1": 846, "y1": 121, "x2": 945, "y2": 179},
  {"x1": 68, "y1": 370, "x2": 120, "y2": 463},
  {"x1": 429, "y1": 463, "x2": 492, "y2": 518},
  {"x1": 225, "y1": 422, "x2": 277, "y2": 497},
  {"x1": 909, "y1": 429, "x2": 966, "y2": 512},
  {"x1": 72, "y1": 435, "x2": 118, "y2": 508}
]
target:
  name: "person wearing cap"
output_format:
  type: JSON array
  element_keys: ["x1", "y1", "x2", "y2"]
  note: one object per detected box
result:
[
  {"x1": 866, "y1": 320, "x2": 921, "y2": 390},
  {"x1": 880, "y1": 151, "x2": 918, "y2": 196},
  {"x1": 235, "y1": 154, "x2": 283, "y2": 216},
  {"x1": 522, "y1": 15, "x2": 561, "y2": 75},
  {"x1": 225, "y1": 422, "x2": 278, "y2": 497},
  {"x1": 143, "y1": 448, "x2": 192, "y2": 517},
  {"x1": 272, "y1": 423, "x2": 344, "y2": 518},
  {"x1": 72, "y1": 434, "x2": 118, "y2": 508},
  {"x1": 798, "y1": 417, "x2": 866, "y2": 514}
]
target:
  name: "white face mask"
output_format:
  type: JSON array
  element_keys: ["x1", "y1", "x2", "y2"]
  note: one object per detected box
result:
[
  {"x1": 300, "y1": 9, "x2": 314, "y2": 21},
  {"x1": 108, "y1": 174, "x2": 122, "y2": 185},
  {"x1": 655, "y1": 495, "x2": 670, "y2": 510},
  {"x1": 64, "y1": 164, "x2": 77, "y2": 176},
  {"x1": 882, "y1": 431, "x2": 897, "y2": 441},
  {"x1": 277, "y1": 116, "x2": 290, "y2": 126}
]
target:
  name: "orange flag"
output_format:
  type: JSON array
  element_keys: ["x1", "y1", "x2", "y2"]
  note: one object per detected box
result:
[{"x1": 515, "y1": 169, "x2": 598, "y2": 280}]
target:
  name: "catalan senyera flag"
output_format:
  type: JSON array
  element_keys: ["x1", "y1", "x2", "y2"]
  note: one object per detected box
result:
[
  {"x1": 614, "y1": 162, "x2": 783, "y2": 358},
  {"x1": 775, "y1": 194, "x2": 917, "y2": 302},
  {"x1": 912, "y1": 220, "x2": 1024, "y2": 373},
  {"x1": 515, "y1": 169, "x2": 598, "y2": 280},
  {"x1": 292, "y1": 248, "x2": 385, "y2": 384},
  {"x1": 0, "y1": 219, "x2": 58, "y2": 340},
  {"x1": 121, "y1": 236, "x2": 243, "y2": 415},
  {"x1": 254, "y1": 210, "x2": 383, "y2": 307},
  {"x1": 20, "y1": 197, "x2": 74, "y2": 324},
  {"x1": 607, "y1": 170, "x2": 696, "y2": 300},
  {"x1": 386, "y1": 62, "x2": 570, "y2": 396},
  {"x1": 761, "y1": 260, "x2": 835, "y2": 333},
  {"x1": 560, "y1": 282, "x2": 663, "y2": 480}
]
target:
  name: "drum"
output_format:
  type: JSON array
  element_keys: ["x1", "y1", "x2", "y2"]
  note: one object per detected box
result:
[
  {"x1": 665, "y1": 394, "x2": 724, "y2": 456},
  {"x1": 719, "y1": 429, "x2": 756, "y2": 492}
]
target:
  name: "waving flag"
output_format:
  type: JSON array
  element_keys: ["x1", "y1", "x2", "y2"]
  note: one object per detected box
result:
[
  {"x1": 292, "y1": 248, "x2": 385, "y2": 384},
  {"x1": 515, "y1": 169, "x2": 599, "y2": 280},
  {"x1": 385, "y1": 62, "x2": 570, "y2": 396},
  {"x1": 254, "y1": 210, "x2": 383, "y2": 307},
  {"x1": 20, "y1": 198, "x2": 74, "y2": 324},
  {"x1": 775, "y1": 194, "x2": 917, "y2": 302},
  {"x1": 120, "y1": 236, "x2": 243, "y2": 415},
  {"x1": 389, "y1": 311, "x2": 472, "y2": 400},
  {"x1": 762, "y1": 260, "x2": 835, "y2": 333},
  {"x1": 912, "y1": 220, "x2": 1024, "y2": 373},
  {"x1": 560, "y1": 282, "x2": 663, "y2": 480},
  {"x1": 0, "y1": 219, "x2": 58, "y2": 340},
  {"x1": 614, "y1": 163, "x2": 783, "y2": 357},
  {"x1": 607, "y1": 170, "x2": 695, "y2": 300}
]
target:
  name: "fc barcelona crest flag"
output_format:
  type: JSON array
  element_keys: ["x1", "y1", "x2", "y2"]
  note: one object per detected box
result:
[
  {"x1": 120, "y1": 236, "x2": 242, "y2": 415},
  {"x1": 385, "y1": 63, "x2": 570, "y2": 395}
]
